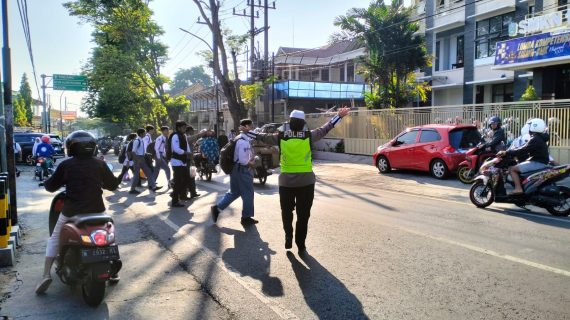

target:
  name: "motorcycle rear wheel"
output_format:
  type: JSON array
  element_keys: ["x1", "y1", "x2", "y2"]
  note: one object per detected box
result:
[
  {"x1": 258, "y1": 175, "x2": 267, "y2": 184},
  {"x1": 82, "y1": 280, "x2": 106, "y2": 307},
  {"x1": 457, "y1": 166, "x2": 474, "y2": 184},
  {"x1": 546, "y1": 186, "x2": 570, "y2": 217},
  {"x1": 469, "y1": 181, "x2": 494, "y2": 208}
]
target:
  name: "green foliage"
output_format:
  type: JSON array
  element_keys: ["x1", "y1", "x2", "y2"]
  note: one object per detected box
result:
[
  {"x1": 520, "y1": 85, "x2": 539, "y2": 101},
  {"x1": 335, "y1": 0, "x2": 428, "y2": 108},
  {"x1": 13, "y1": 96, "x2": 29, "y2": 127},
  {"x1": 171, "y1": 67, "x2": 212, "y2": 94},
  {"x1": 240, "y1": 82, "x2": 264, "y2": 108},
  {"x1": 18, "y1": 73, "x2": 33, "y2": 123},
  {"x1": 165, "y1": 95, "x2": 190, "y2": 127},
  {"x1": 64, "y1": 0, "x2": 170, "y2": 129}
]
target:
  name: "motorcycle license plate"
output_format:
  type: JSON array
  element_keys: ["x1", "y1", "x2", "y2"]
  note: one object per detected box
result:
[{"x1": 81, "y1": 246, "x2": 120, "y2": 264}]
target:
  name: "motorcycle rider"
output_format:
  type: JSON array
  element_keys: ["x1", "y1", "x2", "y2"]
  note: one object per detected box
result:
[
  {"x1": 497, "y1": 118, "x2": 550, "y2": 195},
  {"x1": 35, "y1": 131, "x2": 120, "y2": 294},
  {"x1": 35, "y1": 135, "x2": 56, "y2": 176},
  {"x1": 480, "y1": 116, "x2": 506, "y2": 153}
]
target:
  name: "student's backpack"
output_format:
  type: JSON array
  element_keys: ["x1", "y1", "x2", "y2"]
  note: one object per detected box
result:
[
  {"x1": 146, "y1": 140, "x2": 157, "y2": 159},
  {"x1": 219, "y1": 138, "x2": 242, "y2": 174},
  {"x1": 118, "y1": 144, "x2": 127, "y2": 163},
  {"x1": 126, "y1": 140, "x2": 135, "y2": 160},
  {"x1": 165, "y1": 133, "x2": 175, "y2": 161}
]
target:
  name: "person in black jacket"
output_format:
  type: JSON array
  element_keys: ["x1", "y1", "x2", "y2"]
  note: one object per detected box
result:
[
  {"x1": 482, "y1": 116, "x2": 506, "y2": 152},
  {"x1": 35, "y1": 131, "x2": 120, "y2": 294},
  {"x1": 497, "y1": 118, "x2": 550, "y2": 195}
]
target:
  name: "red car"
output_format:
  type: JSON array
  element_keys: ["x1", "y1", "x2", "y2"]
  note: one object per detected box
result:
[{"x1": 373, "y1": 124, "x2": 482, "y2": 179}]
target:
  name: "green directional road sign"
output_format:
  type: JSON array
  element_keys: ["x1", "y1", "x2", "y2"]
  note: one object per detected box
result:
[{"x1": 53, "y1": 74, "x2": 88, "y2": 91}]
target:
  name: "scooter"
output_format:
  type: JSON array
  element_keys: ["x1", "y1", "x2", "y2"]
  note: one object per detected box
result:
[
  {"x1": 469, "y1": 156, "x2": 570, "y2": 216},
  {"x1": 253, "y1": 155, "x2": 272, "y2": 185},
  {"x1": 457, "y1": 145, "x2": 495, "y2": 184},
  {"x1": 194, "y1": 153, "x2": 217, "y2": 181},
  {"x1": 35, "y1": 157, "x2": 55, "y2": 181},
  {"x1": 48, "y1": 191, "x2": 122, "y2": 307}
]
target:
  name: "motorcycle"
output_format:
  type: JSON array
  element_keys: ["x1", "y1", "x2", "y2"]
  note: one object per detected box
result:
[
  {"x1": 35, "y1": 157, "x2": 55, "y2": 181},
  {"x1": 253, "y1": 155, "x2": 272, "y2": 185},
  {"x1": 469, "y1": 156, "x2": 570, "y2": 216},
  {"x1": 97, "y1": 137, "x2": 113, "y2": 155},
  {"x1": 48, "y1": 191, "x2": 122, "y2": 307},
  {"x1": 457, "y1": 145, "x2": 495, "y2": 184},
  {"x1": 194, "y1": 153, "x2": 217, "y2": 181}
]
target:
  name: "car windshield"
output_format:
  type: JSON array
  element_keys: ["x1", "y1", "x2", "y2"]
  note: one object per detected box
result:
[{"x1": 449, "y1": 128, "x2": 481, "y2": 149}]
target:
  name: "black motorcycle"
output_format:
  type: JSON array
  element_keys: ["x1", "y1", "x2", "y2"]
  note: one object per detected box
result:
[
  {"x1": 469, "y1": 156, "x2": 570, "y2": 216},
  {"x1": 194, "y1": 153, "x2": 217, "y2": 181}
]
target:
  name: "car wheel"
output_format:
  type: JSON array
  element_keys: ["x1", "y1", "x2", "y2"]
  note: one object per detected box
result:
[
  {"x1": 376, "y1": 156, "x2": 391, "y2": 173},
  {"x1": 430, "y1": 159, "x2": 448, "y2": 179}
]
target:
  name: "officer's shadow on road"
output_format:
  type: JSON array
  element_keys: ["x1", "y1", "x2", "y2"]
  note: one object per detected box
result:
[
  {"x1": 317, "y1": 179, "x2": 396, "y2": 211},
  {"x1": 287, "y1": 251, "x2": 369, "y2": 319},
  {"x1": 219, "y1": 225, "x2": 284, "y2": 297},
  {"x1": 105, "y1": 190, "x2": 158, "y2": 214}
]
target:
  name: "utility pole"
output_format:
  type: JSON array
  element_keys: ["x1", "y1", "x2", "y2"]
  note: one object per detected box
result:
[
  {"x1": 2, "y1": 0, "x2": 17, "y2": 224},
  {"x1": 232, "y1": 1, "x2": 260, "y2": 81}
]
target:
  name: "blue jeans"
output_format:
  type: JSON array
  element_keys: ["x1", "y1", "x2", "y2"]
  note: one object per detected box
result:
[{"x1": 217, "y1": 164, "x2": 254, "y2": 217}]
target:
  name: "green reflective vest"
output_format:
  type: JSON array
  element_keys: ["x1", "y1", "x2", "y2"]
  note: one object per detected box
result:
[{"x1": 279, "y1": 124, "x2": 312, "y2": 173}]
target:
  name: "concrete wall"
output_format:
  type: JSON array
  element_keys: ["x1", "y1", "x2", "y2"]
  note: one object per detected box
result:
[{"x1": 433, "y1": 87, "x2": 464, "y2": 106}]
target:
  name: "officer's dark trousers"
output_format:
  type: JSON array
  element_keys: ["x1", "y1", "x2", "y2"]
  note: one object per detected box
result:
[{"x1": 279, "y1": 184, "x2": 315, "y2": 249}]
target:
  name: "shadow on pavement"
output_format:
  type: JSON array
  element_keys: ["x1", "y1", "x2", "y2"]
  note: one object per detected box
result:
[
  {"x1": 286, "y1": 251, "x2": 369, "y2": 319},
  {"x1": 219, "y1": 225, "x2": 283, "y2": 297},
  {"x1": 317, "y1": 179, "x2": 397, "y2": 211},
  {"x1": 482, "y1": 207, "x2": 570, "y2": 230}
]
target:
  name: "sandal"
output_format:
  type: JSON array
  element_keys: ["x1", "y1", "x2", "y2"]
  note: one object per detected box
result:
[{"x1": 35, "y1": 276, "x2": 52, "y2": 294}]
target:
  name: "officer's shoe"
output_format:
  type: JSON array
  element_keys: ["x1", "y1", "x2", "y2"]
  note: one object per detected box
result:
[{"x1": 285, "y1": 236, "x2": 293, "y2": 250}]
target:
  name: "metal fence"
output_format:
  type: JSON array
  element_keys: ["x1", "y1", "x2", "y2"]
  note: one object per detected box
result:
[{"x1": 305, "y1": 99, "x2": 570, "y2": 147}]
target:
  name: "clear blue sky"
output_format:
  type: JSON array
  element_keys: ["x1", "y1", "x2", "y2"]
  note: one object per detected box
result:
[{"x1": 4, "y1": 0, "x2": 408, "y2": 113}]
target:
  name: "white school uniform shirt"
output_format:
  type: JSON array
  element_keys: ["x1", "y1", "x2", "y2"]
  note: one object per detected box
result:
[
  {"x1": 154, "y1": 135, "x2": 167, "y2": 159},
  {"x1": 234, "y1": 133, "x2": 254, "y2": 166},
  {"x1": 143, "y1": 133, "x2": 152, "y2": 151},
  {"x1": 132, "y1": 137, "x2": 145, "y2": 156},
  {"x1": 170, "y1": 133, "x2": 190, "y2": 167}
]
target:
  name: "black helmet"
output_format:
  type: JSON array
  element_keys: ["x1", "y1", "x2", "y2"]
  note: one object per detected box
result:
[
  {"x1": 66, "y1": 130, "x2": 97, "y2": 157},
  {"x1": 488, "y1": 116, "x2": 501, "y2": 127}
]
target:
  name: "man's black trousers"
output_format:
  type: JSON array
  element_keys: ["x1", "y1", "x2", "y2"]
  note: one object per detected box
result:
[
  {"x1": 279, "y1": 184, "x2": 315, "y2": 249},
  {"x1": 172, "y1": 166, "x2": 189, "y2": 203}
]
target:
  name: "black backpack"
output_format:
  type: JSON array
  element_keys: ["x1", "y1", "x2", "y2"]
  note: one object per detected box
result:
[
  {"x1": 118, "y1": 144, "x2": 127, "y2": 163},
  {"x1": 126, "y1": 140, "x2": 135, "y2": 160},
  {"x1": 146, "y1": 140, "x2": 156, "y2": 159},
  {"x1": 219, "y1": 138, "x2": 242, "y2": 174},
  {"x1": 165, "y1": 133, "x2": 175, "y2": 161}
]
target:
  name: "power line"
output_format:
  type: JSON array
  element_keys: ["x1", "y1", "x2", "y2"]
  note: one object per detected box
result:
[{"x1": 16, "y1": 0, "x2": 42, "y2": 104}]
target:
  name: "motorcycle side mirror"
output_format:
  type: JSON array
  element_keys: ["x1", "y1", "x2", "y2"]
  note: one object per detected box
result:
[{"x1": 107, "y1": 163, "x2": 114, "y2": 171}]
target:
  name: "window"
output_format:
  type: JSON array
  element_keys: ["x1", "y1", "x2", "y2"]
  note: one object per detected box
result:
[
  {"x1": 283, "y1": 70, "x2": 289, "y2": 80},
  {"x1": 420, "y1": 130, "x2": 441, "y2": 143},
  {"x1": 435, "y1": 41, "x2": 441, "y2": 71},
  {"x1": 492, "y1": 83, "x2": 514, "y2": 102},
  {"x1": 455, "y1": 35, "x2": 464, "y2": 68},
  {"x1": 396, "y1": 130, "x2": 419, "y2": 145},
  {"x1": 528, "y1": 5, "x2": 535, "y2": 16},
  {"x1": 321, "y1": 68, "x2": 329, "y2": 81},
  {"x1": 340, "y1": 66, "x2": 345, "y2": 82},
  {"x1": 299, "y1": 70, "x2": 311, "y2": 81},
  {"x1": 347, "y1": 63, "x2": 355, "y2": 82},
  {"x1": 311, "y1": 69, "x2": 320, "y2": 81},
  {"x1": 475, "y1": 12, "x2": 515, "y2": 59}
]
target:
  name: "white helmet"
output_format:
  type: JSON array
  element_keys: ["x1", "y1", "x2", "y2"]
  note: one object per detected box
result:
[
  {"x1": 520, "y1": 123, "x2": 530, "y2": 136},
  {"x1": 526, "y1": 118, "x2": 546, "y2": 133}
]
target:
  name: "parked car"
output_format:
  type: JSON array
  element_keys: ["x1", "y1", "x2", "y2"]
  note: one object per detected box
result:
[
  {"x1": 373, "y1": 124, "x2": 482, "y2": 179},
  {"x1": 14, "y1": 132, "x2": 65, "y2": 165}
]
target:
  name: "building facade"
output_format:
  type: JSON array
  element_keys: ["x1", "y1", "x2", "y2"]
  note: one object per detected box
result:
[{"x1": 415, "y1": 0, "x2": 570, "y2": 105}]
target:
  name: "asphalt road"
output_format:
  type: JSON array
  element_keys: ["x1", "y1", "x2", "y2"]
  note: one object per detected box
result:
[{"x1": 1, "y1": 157, "x2": 569, "y2": 319}]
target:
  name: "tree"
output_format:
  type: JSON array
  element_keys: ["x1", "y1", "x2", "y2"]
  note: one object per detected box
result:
[
  {"x1": 335, "y1": 0, "x2": 429, "y2": 108},
  {"x1": 240, "y1": 82, "x2": 264, "y2": 122},
  {"x1": 19, "y1": 73, "x2": 33, "y2": 123},
  {"x1": 520, "y1": 85, "x2": 539, "y2": 101},
  {"x1": 191, "y1": 0, "x2": 248, "y2": 129},
  {"x1": 171, "y1": 66, "x2": 212, "y2": 94},
  {"x1": 13, "y1": 96, "x2": 29, "y2": 127},
  {"x1": 64, "y1": 0, "x2": 171, "y2": 128},
  {"x1": 165, "y1": 95, "x2": 190, "y2": 128}
]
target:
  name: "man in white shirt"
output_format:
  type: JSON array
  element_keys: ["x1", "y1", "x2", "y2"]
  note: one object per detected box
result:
[
  {"x1": 143, "y1": 125, "x2": 156, "y2": 173},
  {"x1": 130, "y1": 128, "x2": 161, "y2": 194},
  {"x1": 153, "y1": 126, "x2": 171, "y2": 187},
  {"x1": 211, "y1": 119, "x2": 257, "y2": 225}
]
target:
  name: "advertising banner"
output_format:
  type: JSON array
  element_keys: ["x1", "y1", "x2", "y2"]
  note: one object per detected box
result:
[{"x1": 494, "y1": 31, "x2": 570, "y2": 66}]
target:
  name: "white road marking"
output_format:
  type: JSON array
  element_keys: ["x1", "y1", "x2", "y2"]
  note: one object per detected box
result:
[{"x1": 156, "y1": 211, "x2": 299, "y2": 320}]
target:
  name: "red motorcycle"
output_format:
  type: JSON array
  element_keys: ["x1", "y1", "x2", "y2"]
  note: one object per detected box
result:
[
  {"x1": 49, "y1": 192, "x2": 122, "y2": 306},
  {"x1": 457, "y1": 145, "x2": 495, "y2": 184}
]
